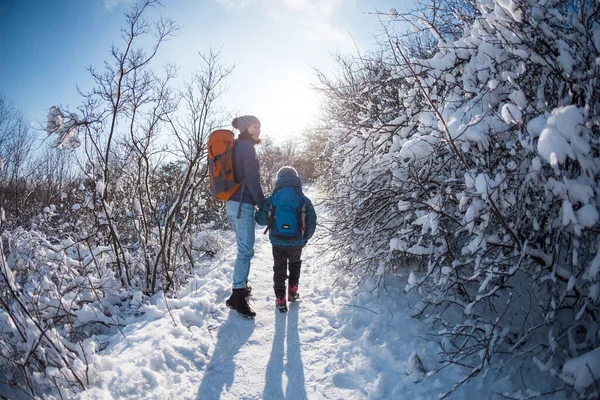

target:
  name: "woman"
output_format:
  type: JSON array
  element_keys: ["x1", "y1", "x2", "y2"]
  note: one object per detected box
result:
[{"x1": 225, "y1": 115, "x2": 265, "y2": 319}]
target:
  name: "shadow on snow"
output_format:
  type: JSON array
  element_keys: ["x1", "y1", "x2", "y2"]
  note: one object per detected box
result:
[
  {"x1": 196, "y1": 313, "x2": 255, "y2": 399},
  {"x1": 263, "y1": 305, "x2": 307, "y2": 400}
]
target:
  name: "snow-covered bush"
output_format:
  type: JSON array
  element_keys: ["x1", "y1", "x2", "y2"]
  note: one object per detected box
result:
[
  {"x1": 317, "y1": 0, "x2": 600, "y2": 396},
  {"x1": 0, "y1": 225, "x2": 125, "y2": 398}
]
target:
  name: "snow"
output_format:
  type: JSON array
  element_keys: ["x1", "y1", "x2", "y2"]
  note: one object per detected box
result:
[
  {"x1": 526, "y1": 114, "x2": 547, "y2": 138},
  {"x1": 538, "y1": 127, "x2": 571, "y2": 167},
  {"x1": 56, "y1": 192, "x2": 554, "y2": 400},
  {"x1": 550, "y1": 106, "x2": 585, "y2": 141},
  {"x1": 399, "y1": 135, "x2": 437, "y2": 162},
  {"x1": 536, "y1": 106, "x2": 590, "y2": 169},
  {"x1": 46, "y1": 105, "x2": 82, "y2": 149},
  {"x1": 562, "y1": 200, "x2": 578, "y2": 227},
  {"x1": 405, "y1": 352, "x2": 427, "y2": 383},
  {"x1": 562, "y1": 348, "x2": 600, "y2": 393},
  {"x1": 501, "y1": 103, "x2": 522, "y2": 125},
  {"x1": 584, "y1": 252, "x2": 600, "y2": 281},
  {"x1": 3, "y1": 0, "x2": 598, "y2": 398},
  {"x1": 594, "y1": 23, "x2": 600, "y2": 52},
  {"x1": 577, "y1": 204, "x2": 599, "y2": 228},
  {"x1": 496, "y1": 0, "x2": 524, "y2": 22},
  {"x1": 556, "y1": 40, "x2": 574, "y2": 75}
]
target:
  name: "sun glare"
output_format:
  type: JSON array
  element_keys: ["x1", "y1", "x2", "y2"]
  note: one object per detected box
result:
[{"x1": 258, "y1": 80, "x2": 320, "y2": 143}]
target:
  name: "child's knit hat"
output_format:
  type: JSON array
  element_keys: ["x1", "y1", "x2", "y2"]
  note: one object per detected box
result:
[
  {"x1": 232, "y1": 115, "x2": 260, "y2": 133},
  {"x1": 277, "y1": 166, "x2": 298, "y2": 179}
]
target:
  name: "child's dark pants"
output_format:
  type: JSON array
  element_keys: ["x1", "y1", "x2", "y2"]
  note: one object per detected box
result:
[{"x1": 272, "y1": 246, "x2": 303, "y2": 299}]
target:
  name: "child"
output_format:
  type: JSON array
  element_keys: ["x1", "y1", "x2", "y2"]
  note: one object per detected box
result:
[{"x1": 255, "y1": 166, "x2": 317, "y2": 313}]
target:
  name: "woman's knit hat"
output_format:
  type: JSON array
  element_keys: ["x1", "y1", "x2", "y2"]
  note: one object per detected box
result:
[{"x1": 232, "y1": 115, "x2": 260, "y2": 133}]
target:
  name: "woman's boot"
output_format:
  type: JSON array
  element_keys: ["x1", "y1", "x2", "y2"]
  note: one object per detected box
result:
[{"x1": 226, "y1": 288, "x2": 256, "y2": 319}]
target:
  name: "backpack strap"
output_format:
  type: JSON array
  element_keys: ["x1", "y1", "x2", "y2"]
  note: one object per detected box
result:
[
  {"x1": 296, "y1": 205, "x2": 304, "y2": 234},
  {"x1": 220, "y1": 146, "x2": 232, "y2": 183},
  {"x1": 263, "y1": 201, "x2": 276, "y2": 235},
  {"x1": 236, "y1": 179, "x2": 246, "y2": 219},
  {"x1": 299, "y1": 195, "x2": 307, "y2": 236}
]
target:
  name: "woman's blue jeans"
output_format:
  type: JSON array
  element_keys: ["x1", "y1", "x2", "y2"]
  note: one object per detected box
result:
[{"x1": 226, "y1": 201, "x2": 256, "y2": 289}]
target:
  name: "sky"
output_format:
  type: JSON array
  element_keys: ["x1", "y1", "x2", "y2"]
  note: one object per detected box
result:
[{"x1": 0, "y1": 0, "x2": 408, "y2": 143}]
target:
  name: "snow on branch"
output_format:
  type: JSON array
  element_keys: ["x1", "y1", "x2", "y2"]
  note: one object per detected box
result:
[{"x1": 46, "y1": 105, "x2": 83, "y2": 149}]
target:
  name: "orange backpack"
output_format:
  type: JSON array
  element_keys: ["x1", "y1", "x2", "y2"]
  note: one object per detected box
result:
[{"x1": 208, "y1": 129, "x2": 242, "y2": 200}]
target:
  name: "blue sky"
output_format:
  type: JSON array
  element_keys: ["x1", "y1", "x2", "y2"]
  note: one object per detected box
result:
[{"x1": 0, "y1": 0, "x2": 408, "y2": 141}]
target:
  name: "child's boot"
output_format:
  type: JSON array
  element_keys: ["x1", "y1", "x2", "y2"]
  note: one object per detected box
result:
[
  {"x1": 288, "y1": 285, "x2": 299, "y2": 302},
  {"x1": 276, "y1": 297, "x2": 288, "y2": 313}
]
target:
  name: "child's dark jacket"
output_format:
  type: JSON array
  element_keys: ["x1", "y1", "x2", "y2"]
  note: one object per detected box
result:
[{"x1": 255, "y1": 172, "x2": 317, "y2": 248}]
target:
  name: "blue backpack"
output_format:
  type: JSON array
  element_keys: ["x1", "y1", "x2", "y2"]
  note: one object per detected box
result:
[{"x1": 267, "y1": 186, "x2": 305, "y2": 240}]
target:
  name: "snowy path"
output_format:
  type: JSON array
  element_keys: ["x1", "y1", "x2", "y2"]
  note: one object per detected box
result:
[
  {"x1": 76, "y1": 218, "x2": 524, "y2": 400},
  {"x1": 78, "y1": 230, "x2": 390, "y2": 400}
]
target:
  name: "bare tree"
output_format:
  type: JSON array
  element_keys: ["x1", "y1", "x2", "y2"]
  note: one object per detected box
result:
[
  {"x1": 0, "y1": 96, "x2": 35, "y2": 226},
  {"x1": 47, "y1": 0, "x2": 181, "y2": 289},
  {"x1": 137, "y1": 50, "x2": 234, "y2": 293},
  {"x1": 46, "y1": 2, "x2": 233, "y2": 295},
  {"x1": 257, "y1": 136, "x2": 284, "y2": 193}
]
